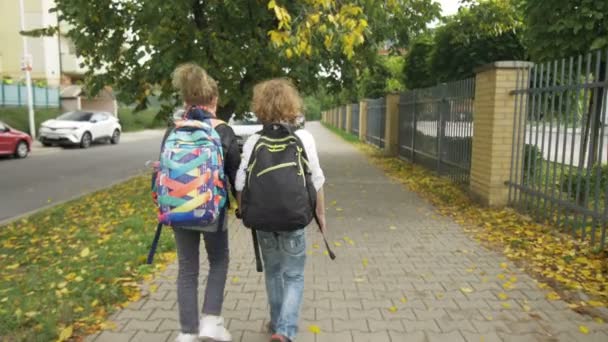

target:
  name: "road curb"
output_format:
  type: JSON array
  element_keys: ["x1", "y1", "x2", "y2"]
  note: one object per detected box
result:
[{"x1": 0, "y1": 173, "x2": 149, "y2": 226}]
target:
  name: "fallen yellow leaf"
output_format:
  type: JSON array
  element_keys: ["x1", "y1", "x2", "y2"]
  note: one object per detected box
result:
[
  {"x1": 389, "y1": 225, "x2": 397, "y2": 230},
  {"x1": 312, "y1": 243, "x2": 320, "y2": 249},
  {"x1": 80, "y1": 247, "x2": 91, "y2": 258},
  {"x1": 500, "y1": 262, "x2": 508, "y2": 269},
  {"x1": 498, "y1": 293, "x2": 509, "y2": 300},
  {"x1": 497, "y1": 274, "x2": 506, "y2": 280},
  {"x1": 100, "y1": 321, "x2": 118, "y2": 331},
  {"x1": 24, "y1": 311, "x2": 38, "y2": 318},
  {"x1": 308, "y1": 325, "x2": 321, "y2": 334},
  {"x1": 503, "y1": 282, "x2": 515, "y2": 290},
  {"x1": 362, "y1": 258, "x2": 368, "y2": 267},
  {"x1": 501, "y1": 302, "x2": 511, "y2": 309},
  {"x1": 546, "y1": 292, "x2": 561, "y2": 301},
  {"x1": 400, "y1": 297, "x2": 408, "y2": 304},
  {"x1": 333, "y1": 241, "x2": 342, "y2": 247},
  {"x1": 388, "y1": 306, "x2": 398, "y2": 313},
  {"x1": 460, "y1": 287, "x2": 474, "y2": 294},
  {"x1": 594, "y1": 317, "x2": 604, "y2": 324},
  {"x1": 58, "y1": 325, "x2": 73, "y2": 341},
  {"x1": 523, "y1": 305, "x2": 531, "y2": 312},
  {"x1": 588, "y1": 300, "x2": 604, "y2": 307},
  {"x1": 579, "y1": 325, "x2": 589, "y2": 334}
]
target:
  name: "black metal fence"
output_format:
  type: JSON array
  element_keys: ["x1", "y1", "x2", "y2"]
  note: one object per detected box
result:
[
  {"x1": 351, "y1": 103, "x2": 360, "y2": 135},
  {"x1": 398, "y1": 79, "x2": 475, "y2": 184},
  {"x1": 366, "y1": 98, "x2": 386, "y2": 148},
  {"x1": 340, "y1": 106, "x2": 347, "y2": 131},
  {"x1": 508, "y1": 48, "x2": 608, "y2": 250}
]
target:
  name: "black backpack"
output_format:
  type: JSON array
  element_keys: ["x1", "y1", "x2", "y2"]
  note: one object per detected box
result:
[{"x1": 241, "y1": 123, "x2": 317, "y2": 231}]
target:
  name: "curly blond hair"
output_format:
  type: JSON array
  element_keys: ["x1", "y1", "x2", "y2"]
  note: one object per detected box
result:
[
  {"x1": 251, "y1": 78, "x2": 302, "y2": 124},
  {"x1": 172, "y1": 63, "x2": 218, "y2": 105}
]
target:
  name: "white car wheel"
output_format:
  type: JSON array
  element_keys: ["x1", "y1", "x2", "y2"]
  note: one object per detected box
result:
[
  {"x1": 111, "y1": 129, "x2": 120, "y2": 144},
  {"x1": 15, "y1": 141, "x2": 29, "y2": 158},
  {"x1": 80, "y1": 132, "x2": 92, "y2": 148}
]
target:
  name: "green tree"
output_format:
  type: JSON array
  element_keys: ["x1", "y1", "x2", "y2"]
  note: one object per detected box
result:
[
  {"x1": 524, "y1": 0, "x2": 608, "y2": 170},
  {"x1": 430, "y1": 0, "x2": 525, "y2": 82},
  {"x1": 26, "y1": 0, "x2": 439, "y2": 119},
  {"x1": 523, "y1": 0, "x2": 608, "y2": 61},
  {"x1": 429, "y1": 0, "x2": 526, "y2": 83},
  {"x1": 403, "y1": 34, "x2": 435, "y2": 89}
]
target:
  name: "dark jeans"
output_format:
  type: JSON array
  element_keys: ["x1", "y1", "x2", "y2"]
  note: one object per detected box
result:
[{"x1": 173, "y1": 226, "x2": 229, "y2": 334}]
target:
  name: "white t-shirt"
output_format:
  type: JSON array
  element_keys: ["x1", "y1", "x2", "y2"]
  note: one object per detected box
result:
[{"x1": 235, "y1": 129, "x2": 325, "y2": 192}]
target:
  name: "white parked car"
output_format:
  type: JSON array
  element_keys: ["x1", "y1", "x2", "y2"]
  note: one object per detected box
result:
[
  {"x1": 229, "y1": 113, "x2": 263, "y2": 151},
  {"x1": 39, "y1": 111, "x2": 121, "y2": 148}
]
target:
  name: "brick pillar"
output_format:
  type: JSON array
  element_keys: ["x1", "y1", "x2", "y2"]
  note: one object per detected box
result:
[
  {"x1": 470, "y1": 61, "x2": 533, "y2": 207},
  {"x1": 345, "y1": 104, "x2": 353, "y2": 133},
  {"x1": 384, "y1": 94, "x2": 400, "y2": 156},
  {"x1": 332, "y1": 108, "x2": 337, "y2": 126},
  {"x1": 336, "y1": 106, "x2": 343, "y2": 130},
  {"x1": 358, "y1": 100, "x2": 368, "y2": 141}
]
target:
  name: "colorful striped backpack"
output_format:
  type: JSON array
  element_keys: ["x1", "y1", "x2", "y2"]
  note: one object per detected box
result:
[{"x1": 154, "y1": 118, "x2": 227, "y2": 228}]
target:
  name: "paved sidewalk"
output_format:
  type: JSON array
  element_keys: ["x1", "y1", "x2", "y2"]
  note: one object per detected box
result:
[{"x1": 87, "y1": 122, "x2": 608, "y2": 342}]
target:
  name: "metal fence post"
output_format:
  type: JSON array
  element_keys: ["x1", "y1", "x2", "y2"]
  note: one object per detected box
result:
[
  {"x1": 17, "y1": 84, "x2": 21, "y2": 105},
  {"x1": 1, "y1": 82, "x2": 4, "y2": 107}
]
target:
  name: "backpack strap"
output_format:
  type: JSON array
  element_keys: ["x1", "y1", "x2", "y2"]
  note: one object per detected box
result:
[{"x1": 210, "y1": 118, "x2": 226, "y2": 129}]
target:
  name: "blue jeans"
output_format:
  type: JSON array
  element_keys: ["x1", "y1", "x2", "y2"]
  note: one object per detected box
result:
[{"x1": 258, "y1": 229, "x2": 307, "y2": 340}]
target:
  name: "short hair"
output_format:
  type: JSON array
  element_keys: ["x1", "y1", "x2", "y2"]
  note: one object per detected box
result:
[
  {"x1": 172, "y1": 63, "x2": 218, "y2": 105},
  {"x1": 251, "y1": 78, "x2": 302, "y2": 124}
]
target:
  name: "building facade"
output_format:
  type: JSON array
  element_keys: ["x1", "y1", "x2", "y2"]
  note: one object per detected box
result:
[{"x1": 0, "y1": 0, "x2": 84, "y2": 87}]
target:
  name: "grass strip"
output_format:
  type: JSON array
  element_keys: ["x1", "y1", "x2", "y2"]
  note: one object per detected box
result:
[{"x1": 0, "y1": 175, "x2": 175, "y2": 341}]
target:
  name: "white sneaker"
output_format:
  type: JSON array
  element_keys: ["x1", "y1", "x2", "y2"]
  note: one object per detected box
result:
[
  {"x1": 175, "y1": 333, "x2": 199, "y2": 342},
  {"x1": 199, "y1": 315, "x2": 232, "y2": 342}
]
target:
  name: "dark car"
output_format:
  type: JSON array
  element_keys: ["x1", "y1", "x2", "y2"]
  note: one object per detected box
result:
[{"x1": 0, "y1": 121, "x2": 33, "y2": 158}]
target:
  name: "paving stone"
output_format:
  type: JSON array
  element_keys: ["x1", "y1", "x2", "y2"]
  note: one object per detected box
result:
[
  {"x1": 404, "y1": 320, "x2": 442, "y2": 333},
  {"x1": 461, "y1": 331, "x2": 503, "y2": 342},
  {"x1": 388, "y1": 331, "x2": 427, "y2": 342},
  {"x1": 333, "y1": 319, "x2": 369, "y2": 332},
  {"x1": 367, "y1": 319, "x2": 405, "y2": 332},
  {"x1": 94, "y1": 331, "x2": 135, "y2": 342},
  {"x1": 352, "y1": 331, "x2": 391, "y2": 342},
  {"x1": 123, "y1": 319, "x2": 162, "y2": 332},
  {"x1": 316, "y1": 331, "x2": 353, "y2": 342},
  {"x1": 227, "y1": 319, "x2": 265, "y2": 333},
  {"x1": 130, "y1": 331, "x2": 171, "y2": 342},
  {"x1": 436, "y1": 317, "x2": 477, "y2": 334},
  {"x1": 427, "y1": 330, "x2": 466, "y2": 342}
]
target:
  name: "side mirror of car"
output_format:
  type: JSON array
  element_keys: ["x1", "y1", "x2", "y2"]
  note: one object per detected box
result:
[{"x1": 90, "y1": 119, "x2": 97, "y2": 123}]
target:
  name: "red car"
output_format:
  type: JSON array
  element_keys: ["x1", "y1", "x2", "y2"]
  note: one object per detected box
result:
[{"x1": 0, "y1": 121, "x2": 33, "y2": 158}]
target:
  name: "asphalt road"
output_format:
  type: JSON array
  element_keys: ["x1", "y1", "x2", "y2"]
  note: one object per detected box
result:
[{"x1": 0, "y1": 130, "x2": 165, "y2": 223}]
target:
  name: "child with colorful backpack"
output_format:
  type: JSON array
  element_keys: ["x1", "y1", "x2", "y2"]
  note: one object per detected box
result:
[
  {"x1": 154, "y1": 63, "x2": 240, "y2": 342},
  {"x1": 235, "y1": 79, "x2": 327, "y2": 342}
]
